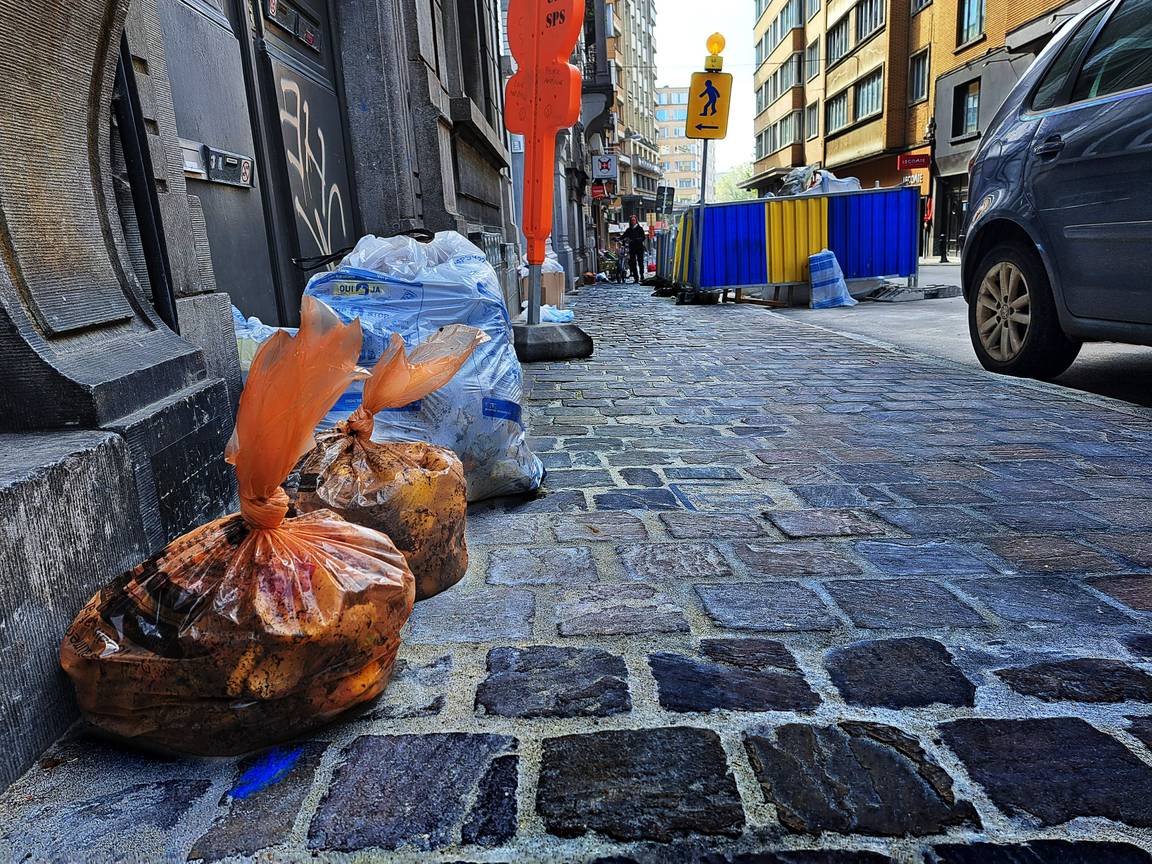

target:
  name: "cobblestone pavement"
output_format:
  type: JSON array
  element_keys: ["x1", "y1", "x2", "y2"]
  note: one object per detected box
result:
[{"x1": 5, "y1": 284, "x2": 1152, "y2": 863}]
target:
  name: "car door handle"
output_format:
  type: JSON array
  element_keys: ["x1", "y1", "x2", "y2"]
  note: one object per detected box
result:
[{"x1": 1033, "y1": 135, "x2": 1065, "y2": 158}]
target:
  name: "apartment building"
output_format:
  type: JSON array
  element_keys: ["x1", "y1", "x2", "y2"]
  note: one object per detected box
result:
[
  {"x1": 613, "y1": 0, "x2": 662, "y2": 219},
  {"x1": 655, "y1": 86, "x2": 709, "y2": 209},
  {"x1": 745, "y1": 0, "x2": 1084, "y2": 254}
]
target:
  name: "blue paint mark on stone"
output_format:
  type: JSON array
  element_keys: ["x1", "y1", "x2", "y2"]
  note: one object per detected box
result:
[{"x1": 230, "y1": 746, "x2": 304, "y2": 800}]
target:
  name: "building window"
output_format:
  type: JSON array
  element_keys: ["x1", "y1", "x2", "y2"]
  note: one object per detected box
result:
[
  {"x1": 854, "y1": 68, "x2": 884, "y2": 120},
  {"x1": 909, "y1": 49, "x2": 929, "y2": 103},
  {"x1": 806, "y1": 101, "x2": 819, "y2": 138},
  {"x1": 807, "y1": 0, "x2": 820, "y2": 20},
  {"x1": 958, "y1": 0, "x2": 984, "y2": 45},
  {"x1": 953, "y1": 78, "x2": 980, "y2": 136},
  {"x1": 806, "y1": 39, "x2": 820, "y2": 80},
  {"x1": 677, "y1": 178, "x2": 695, "y2": 188},
  {"x1": 911, "y1": 0, "x2": 930, "y2": 13},
  {"x1": 827, "y1": 16, "x2": 850, "y2": 67},
  {"x1": 855, "y1": 0, "x2": 884, "y2": 43},
  {"x1": 826, "y1": 90, "x2": 849, "y2": 132}
]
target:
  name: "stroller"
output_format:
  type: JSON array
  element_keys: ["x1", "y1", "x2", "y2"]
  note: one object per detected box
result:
[{"x1": 599, "y1": 242, "x2": 629, "y2": 284}]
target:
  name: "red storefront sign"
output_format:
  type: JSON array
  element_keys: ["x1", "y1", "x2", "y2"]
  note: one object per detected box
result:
[
  {"x1": 591, "y1": 183, "x2": 609, "y2": 199},
  {"x1": 898, "y1": 152, "x2": 931, "y2": 170}
]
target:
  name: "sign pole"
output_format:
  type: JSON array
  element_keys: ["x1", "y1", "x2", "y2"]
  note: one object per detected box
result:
[
  {"x1": 693, "y1": 137, "x2": 709, "y2": 291},
  {"x1": 527, "y1": 264, "x2": 542, "y2": 325}
]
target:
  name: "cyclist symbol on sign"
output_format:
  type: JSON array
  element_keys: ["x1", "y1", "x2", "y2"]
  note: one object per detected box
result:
[{"x1": 698, "y1": 79, "x2": 720, "y2": 116}]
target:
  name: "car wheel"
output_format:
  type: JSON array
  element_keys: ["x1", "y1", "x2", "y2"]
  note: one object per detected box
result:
[{"x1": 968, "y1": 241, "x2": 1080, "y2": 378}]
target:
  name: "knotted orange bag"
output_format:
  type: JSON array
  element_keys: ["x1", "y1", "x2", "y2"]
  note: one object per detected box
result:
[
  {"x1": 60, "y1": 298, "x2": 415, "y2": 756},
  {"x1": 295, "y1": 325, "x2": 487, "y2": 600}
]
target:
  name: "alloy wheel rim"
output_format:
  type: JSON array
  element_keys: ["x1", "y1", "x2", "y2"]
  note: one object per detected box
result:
[{"x1": 975, "y1": 261, "x2": 1031, "y2": 362}]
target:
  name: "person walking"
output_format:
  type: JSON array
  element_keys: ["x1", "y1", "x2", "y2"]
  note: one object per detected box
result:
[{"x1": 622, "y1": 215, "x2": 647, "y2": 284}]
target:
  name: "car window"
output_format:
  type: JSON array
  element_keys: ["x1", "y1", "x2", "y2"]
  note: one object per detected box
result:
[
  {"x1": 1031, "y1": 5, "x2": 1110, "y2": 110},
  {"x1": 1071, "y1": 0, "x2": 1152, "y2": 100}
]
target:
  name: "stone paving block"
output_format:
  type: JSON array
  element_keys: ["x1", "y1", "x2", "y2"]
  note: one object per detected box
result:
[
  {"x1": 1090, "y1": 533, "x2": 1152, "y2": 568},
  {"x1": 190, "y1": 743, "x2": 325, "y2": 861},
  {"x1": 618, "y1": 542, "x2": 735, "y2": 581},
  {"x1": 955, "y1": 577, "x2": 1130, "y2": 625},
  {"x1": 696, "y1": 583, "x2": 838, "y2": 632},
  {"x1": 766, "y1": 509, "x2": 886, "y2": 539},
  {"x1": 790, "y1": 484, "x2": 895, "y2": 508},
  {"x1": 831, "y1": 463, "x2": 923, "y2": 484},
  {"x1": 672, "y1": 486, "x2": 777, "y2": 511},
  {"x1": 853, "y1": 540, "x2": 998, "y2": 576},
  {"x1": 928, "y1": 841, "x2": 1152, "y2": 864},
  {"x1": 539, "y1": 451, "x2": 572, "y2": 469},
  {"x1": 465, "y1": 512, "x2": 547, "y2": 545},
  {"x1": 308, "y1": 733, "x2": 518, "y2": 851},
  {"x1": 823, "y1": 579, "x2": 986, "y2": 629},
  {"x1": 594, "y1": 488, "x2": 682, "y2": 510},
  {"x1": 974, "y1": 503, "x2": 1109, "y2": 533},
  {"x1": 487, "y1": 546, "x2": 598, "y2": 585},
  {"x1": 660, "y1": 511, "x2": 767, "y2": 539},
  {"x1": 1124, "y1": 634, "x2": 1152, "y2": 658},
  {"x1": 605, "y1": 450, "x2": 678, "y2": 466},
  {"x1": 877, "y1": 507, "x2": 998, "y2": 537},
  {"x1": 476, "y1": 646, "x2": 631, "y2": 718},
  {"x1": 825, "y1": 637, "x2": 976, "y2": 707},
  {"x1": 912, "y1": 461, "x2": 995, "y2": 482},
  {"x1": 985, "y1": 535, "x2": 1123, "y2": 574},
  {"x1": 941, "y1": 717, "x2": 1152, "y2": 827},
  {"x1": 995, "y1": 658, "x2": 1152, "y2": 703},
  {"x1": 747, "y1": 463, "x2": 836, "y2": 484},
  {"x1": 536, "y1": 727, "x2": 745, "y2": 842},
  {"x1": 544, "y1": 469, "x2": 615, "y2": 488},
  {"x1": 1088, "y1": 575, "x2": 1152, "y2": 611},
  {"x1": 744, "y1": 722, "x2": 979, "y2": 836},
  {"x1": 885, "y1": 482, "x2": 995, "y2": 505},
  {"x1": 665, "y1": 466, "x2": 744, "y2": 481},
  {"x1": 732, "y1": 541, "x2": 863, "y2": 577},
  {"x1": 366, "y1": 655, "x2": 451, "y2": 719},
  {"x1": 407, "y1": 588, "x2": 535, "y2": 643},
  {"x1": 975, "y1": 479, "x2": 1098, "y2": 502},
  {"x1": 649, "y1": 640, "x2": 819, "y2": 712},
  {"x1": 979, "y1": 460, "x2": 1087, "y2": 481},
  {"x1": 620, "y1": 467, "x2": 663, "y2": 487},
  {"x1": 553, "y1": 511, "x2": 650, "y2": 542},
  {"x1": 1073, "y1": 499, "x2": 1152, "y2": 530},
  {"x1": 557, "y1": 584, "x2": 689, "y2": 636}
]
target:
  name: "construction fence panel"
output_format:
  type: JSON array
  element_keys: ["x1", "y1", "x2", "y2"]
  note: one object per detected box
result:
[
  {"x1": 764, "y1": 197, "x2": 828, "y2": 285},
  {"x1": 826, "y1": 186, "x2": 919, "y2": 279}
]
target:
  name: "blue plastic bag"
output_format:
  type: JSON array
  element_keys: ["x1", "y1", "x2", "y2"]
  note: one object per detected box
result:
[
  {"x1": 809, "y1": 250, "x2": 857, "y2": 309},
  {"x1": 304, "y1": 232, "x2": 543, "y2": 501}
]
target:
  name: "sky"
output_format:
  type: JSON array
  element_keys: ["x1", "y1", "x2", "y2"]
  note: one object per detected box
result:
[{"x1": 654, "y1": 0, "x2": 756, "y2": 173}]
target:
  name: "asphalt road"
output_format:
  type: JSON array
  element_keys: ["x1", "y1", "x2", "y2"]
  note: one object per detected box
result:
[{"x1": 774, "y1": 263, "x2": 1152, "y2": 409}]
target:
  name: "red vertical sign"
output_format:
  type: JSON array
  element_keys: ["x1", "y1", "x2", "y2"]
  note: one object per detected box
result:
[{"x1": 504, "y1": 0, "x2": 584, "y2": 265}]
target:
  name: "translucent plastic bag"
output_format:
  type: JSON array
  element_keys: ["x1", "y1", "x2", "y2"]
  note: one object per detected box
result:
[
  {"x1": 809, "y1": 249, "x2": 858, "y2": 309},
  {"x1": 295, "y1": 325, "x2": 487, "y2": 601},
  {"x1": 60, "y1": 298, "x2": 415, "y2": 756},
  {"x1": 306, "y1": 231, "x2": 544, "y2": 501}
]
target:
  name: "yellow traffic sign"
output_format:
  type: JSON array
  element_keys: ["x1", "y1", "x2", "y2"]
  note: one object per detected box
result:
[{"x1": 686, "y1": 71, "x2": 732, "y2": 140}]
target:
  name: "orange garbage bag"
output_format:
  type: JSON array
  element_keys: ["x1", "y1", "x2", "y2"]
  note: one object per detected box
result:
[
  {"x1": 60, "y1": 298, "x2": 415, "y2": 756},
  {"x1": 295, "y1": 325, "x2": 487, "y2": 601}
]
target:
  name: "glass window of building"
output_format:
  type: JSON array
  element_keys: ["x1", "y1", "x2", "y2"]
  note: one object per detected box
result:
[
  {"x1": 806, "y1": 39, "x2": 820, "y2": 80},
  {"x1": 953, "y1": 78, "x2": 980, "y2": 135},
  {"x1": 854, "y1": 68, "x2": 884, "y2": 119},
  {"x1": 855, "y1": 0, "x2": 884, "y2": 43},
  {"x1": 807, "y1": 0, "x2": 820, "y2": 20},
  {"x1": 909, "y1": 49, "x2": 929, "y2": 103},
  {"x1": 827, "y1": 16, "x2": 850, "y2": 66},
  {"x1": 826, "y1": 89, "x2": 849, "y2": 131},
  {"x1": 958, "y1": 0, "x2": 985, "y2": 44},
  {"x1": 806, "y1": 101, "x2": 819, "y2": 138}
]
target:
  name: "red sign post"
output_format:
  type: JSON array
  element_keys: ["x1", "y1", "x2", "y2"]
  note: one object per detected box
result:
[{"x1": 505, "y1": 0, "x2": 584, "y2": 324}]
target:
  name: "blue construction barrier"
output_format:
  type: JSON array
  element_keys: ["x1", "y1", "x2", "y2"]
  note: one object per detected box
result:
[{"x1": 672, "y1": 186, "x2": 919, "y2": 294}]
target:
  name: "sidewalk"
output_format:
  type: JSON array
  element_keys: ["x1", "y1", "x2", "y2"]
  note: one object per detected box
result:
[{"x1": 3, "y1": 283, "x2": 1152, "y2": 862}]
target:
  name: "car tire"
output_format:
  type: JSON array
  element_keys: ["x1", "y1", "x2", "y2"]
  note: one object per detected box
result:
[{"x1": 967, "y1": 241, "x2": 1081, "y2": 379}]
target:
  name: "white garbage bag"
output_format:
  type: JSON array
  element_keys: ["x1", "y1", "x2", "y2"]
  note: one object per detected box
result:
[{"x1": 304, "y1": 232, "x2": 543, "y2": 501}]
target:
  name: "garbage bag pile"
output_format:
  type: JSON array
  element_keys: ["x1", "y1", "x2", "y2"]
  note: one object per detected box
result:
[
  {"x1": 305, "y1": 231, "x2": 544, "y2": 501},
  {"x1": 778, "y1": 164, "x2": 862, "y2": 197},
  {"x1": 294, "y1": 325, "x2": 487, "y2": 601},
  {"x1": 61, "y1": 298, "x2": 415, "y2": 756}
]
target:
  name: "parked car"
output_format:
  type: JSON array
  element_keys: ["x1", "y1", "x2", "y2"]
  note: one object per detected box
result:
[{"x1": 962, "y1": 0, "x2": 1152, "y2": 378}]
